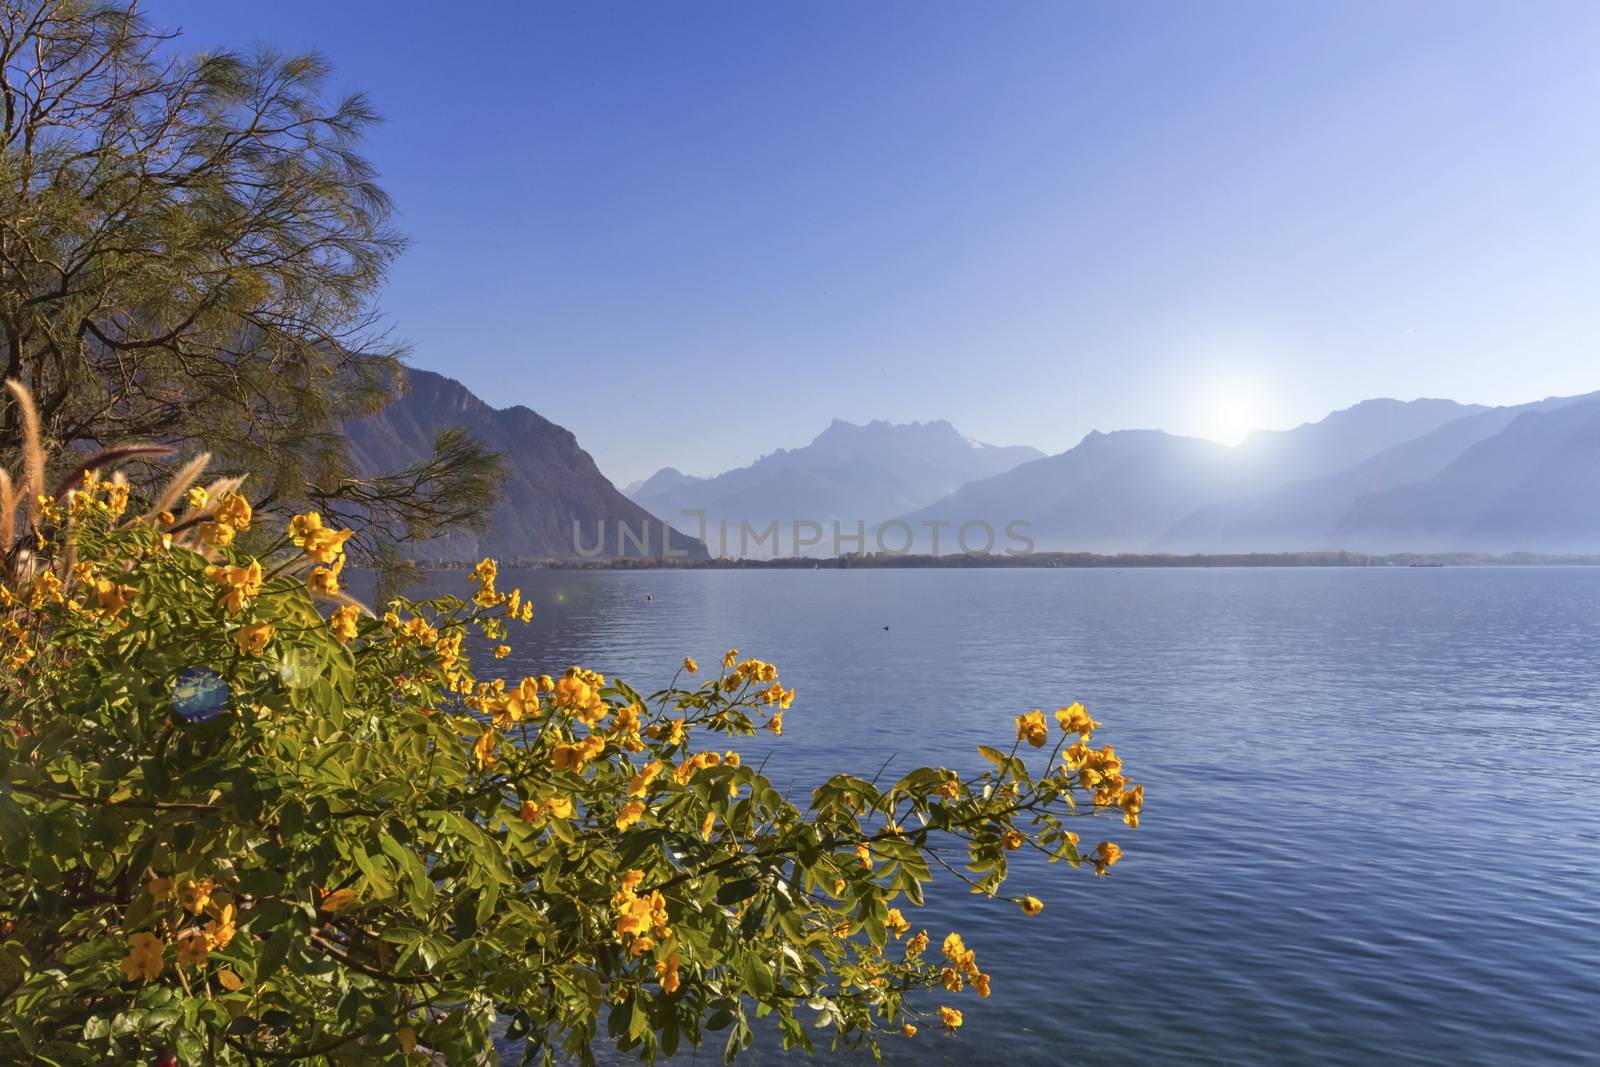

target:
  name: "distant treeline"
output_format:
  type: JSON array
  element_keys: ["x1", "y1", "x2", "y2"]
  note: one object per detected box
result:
[{"x1": 407, "y1": 550, "x2": 1600, "y2": 571}]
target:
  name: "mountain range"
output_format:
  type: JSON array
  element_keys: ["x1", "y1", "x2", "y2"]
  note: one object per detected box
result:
[
  {"x1": 628, "y1": 419, "x2": 1042, "y2": 556},
  {"x1": 898, "y1": 392, "x2": 1600, "y2": 555},
  {"x1": 344, "y1": 368, "x2": 1600, "y2": 562},
  {"x1": 631, "y1": 391, "x2": 1600, "y2": 557}
]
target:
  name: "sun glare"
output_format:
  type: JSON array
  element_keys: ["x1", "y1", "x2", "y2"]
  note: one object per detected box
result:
[{"x1": 1205, "y1": 388, "x2": 1259, "y2": 446}]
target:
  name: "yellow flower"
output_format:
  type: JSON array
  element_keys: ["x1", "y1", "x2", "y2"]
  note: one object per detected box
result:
[
  {"x1": 627, "y1": 760, "x2": 663, "y2": 797},
  {"x1": 199, "y1": 493, "x2": 252, "y2": 548},
  {"x1": 290, "y1": 512, "x2": 353, "y2": 564},
  {"x1": 186, "y1": 486, "x2": 209, "y2": 511},
  {"x1": 901, "y1": 1023, "x2": 918, "y2": 1038},
  {"x1": 1001, "y1": 830, "x2": 1024, "y2": 851},
  {"x1": 939, "y1": 1006, "x2": 963, "y2": 1033},
  {"x1": 723, "y1": 648, "x2": 738, "y2": 669},
  {"x1": 175, "y1": 927, "x2": 210, "y2": 966},
  {"x1": 1094, "y1": 840, "x2": 1123, "y2": 874},
  {"x1": 546, "y1": 795, "x2": 574, "y2": 819},
  {"x1": 1054, "y1": 702, "x2": 1101, "y2": 739},
  {"x1": 699, "y1": 811, "x2": 716, "y2": 841},
  {"x1": 204, "y1": 560, "x2": 262, "y2": 614},
  {"x1": 95, "y1": 578, "x2": 136, "y2": 617},
  {"x1": 204, "y1": 902, "x2": 237, "y2": 950},
  {"x1": 213, "y1": 491, "x2": 252, "y2": 532},
  {"x1": 473, "y1": 728, "x2": 497, "y2": 769},
  {"x1": 1015, "y1": 710, "x2": 1049, "y2": 747},
  {"x1": 177, "y1": 877, "x2": 214, "y2": 914},
  {"x1": 974, "y1": 971, "x2": 992, "y2": 998},
  {"x1": 1118, "y1": 783, "x2": 1144, "y2": 828},
  {"x1": 120, "y1": 931, "x2": 164, "y2": 982},
  {"x1": 307, "y1": 554, "x2": 345, "y2": 595},
  {"x1": 234, "y1": 621, "x2": 273, "y2": 656},
  {"x1": 905, "y1": 929, "x2": 928, "y2": 956},
  {"x1": 199, "y1": 519, "x2": 234, "y2": 546},
  {"x1": 1020, "y1": 895, "x2": 1043, "y2": 916},
  {"x1": 147, "y1": 875, "x2": 174, "y2": 902},
  {"x1": 615, "y1": 800, "x2": 646, "y2": 831},
  {"x1": 656, "y1": 952, "x2": 681, "y2": 994},
  {"x1": 683, "y1": 656, "x2": 698, "y2": 674},
  {"x1": 469, "y1": 557, "x2": 499, "y2": 606},
  {"x1": 503, "y1": 677, "x2": 540, "y2": 721},
  {"x1": 329, "y1": 605, "x2": 361, "y2": 644},
  {"x1": 885, "y1": 907, "x2": 910, "y2": 939}
]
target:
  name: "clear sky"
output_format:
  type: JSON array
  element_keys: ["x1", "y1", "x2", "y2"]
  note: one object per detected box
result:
[{"x1": 155, "y1": 0, "x2": 1600, "y2": 485}]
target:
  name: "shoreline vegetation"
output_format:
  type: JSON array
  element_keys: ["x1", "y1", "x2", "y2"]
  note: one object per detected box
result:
[{"x1": 403, "y1": 550, "x2": 1600, "y2": 571}]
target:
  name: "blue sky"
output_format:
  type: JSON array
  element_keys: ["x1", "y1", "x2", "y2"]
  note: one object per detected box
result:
[{"x1": 156, "y1": 1, "x2": 1600, "y2": 485}]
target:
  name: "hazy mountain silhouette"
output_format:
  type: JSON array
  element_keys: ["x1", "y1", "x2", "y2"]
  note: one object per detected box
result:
[
  {"x1": 345, "y1": 369, "x2": 706, "y2": 561},
  {"x1": 894, "y1": 393, "x2": 1600, "y2": 556},
  {"x1": 1227, "y1": 397, "x2": 1485, "y2": 485},
  {"x1": 1332, "y1": 396, "x2": 1600, "y2": 553},
  {"x1": 1163, "y1": 394, "x2": 1590, "y2": 551},
  {"x1": 895, "y1": 429, "x2": 1245, "y2": 553},
  {"x1": 628, "y1": 419, "x2": 1042, "y2": 555}
]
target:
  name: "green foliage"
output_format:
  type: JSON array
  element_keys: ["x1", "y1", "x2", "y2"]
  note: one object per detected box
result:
[{"x1": 0, "y1": 420, "x2": 1140, "y2": 1066}]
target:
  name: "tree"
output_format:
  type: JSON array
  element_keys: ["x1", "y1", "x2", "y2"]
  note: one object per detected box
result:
[
  {"x1": 0, "y1": 0, "x2": 501, "y2": 574},
  {"x1": 0, "y1": 385, "x2": 1143, "y2": 1064}
]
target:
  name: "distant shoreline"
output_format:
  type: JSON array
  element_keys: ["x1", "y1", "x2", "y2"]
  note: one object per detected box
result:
[{"x1": 404, "y1": 550, "x2": 1600, "y2": 571}]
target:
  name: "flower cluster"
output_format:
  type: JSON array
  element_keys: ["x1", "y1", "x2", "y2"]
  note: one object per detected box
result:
[
  {"x1": 199, "y1": 491, "x2": 252, "y2": 548},
  {"x1": 612, "y1": 869, "x2": 672, "y2": 956},
  {"x1": 1064, "y1": 739, "x2": 1144, "y2": 831},
  {"x1": 120, "y1": 874, "x2": 239, "y2": 982}
]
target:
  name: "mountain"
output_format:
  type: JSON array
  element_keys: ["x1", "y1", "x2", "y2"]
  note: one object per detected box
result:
[
  {"x1": 896, "y1": 393, "x2": 1600, "y2": 556},
  {"x1": 344, "y1": 369, "x2": 707, "y2": 561},
  {"x1": 1226, "y1": 397, "x2": 1485, "y2": 486},
  {"x1": 1332, "y1": 397, "x2": 1600, "y2": 553},
  {"x1": 628, "y1": 419, "x2": 1043, "y2": 556},
  {"x1": 896, "y1": 429, "x2": 1248, "y2": 553},
  {"x1": 627, "y1": 467, "x2": 703, "y2": 502},
  {"x1": 1161, "y1": 394, "x2": 1589, "y2": 552}
]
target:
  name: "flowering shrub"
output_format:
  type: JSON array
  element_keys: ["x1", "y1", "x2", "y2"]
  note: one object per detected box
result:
[{"x1": 0, "y1": 384, "x2": 1142, "y2": 1064}]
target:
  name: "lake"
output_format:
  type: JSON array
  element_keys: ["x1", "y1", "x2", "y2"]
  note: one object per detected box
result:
[{"x1": 403, "y1": 566, "x2": 1600, "y2": 1066}]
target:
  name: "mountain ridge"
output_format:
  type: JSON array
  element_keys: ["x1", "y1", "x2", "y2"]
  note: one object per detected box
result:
[
  {"x1": 344, "y1": 369, "x2": 707, "y2": 562},
  {"x1": 628, "y1": 418, "x2": 1044, "y2": 555}
]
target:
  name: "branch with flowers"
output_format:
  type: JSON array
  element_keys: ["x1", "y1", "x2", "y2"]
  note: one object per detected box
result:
[{"x1": 0, "y1": 381, "x2": 1142, "y2": 1065}]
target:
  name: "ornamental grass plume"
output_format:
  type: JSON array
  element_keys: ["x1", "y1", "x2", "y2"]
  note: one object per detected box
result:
[{"x1": 0, "y1": 380, "x2": 1142, "y2": 1064}]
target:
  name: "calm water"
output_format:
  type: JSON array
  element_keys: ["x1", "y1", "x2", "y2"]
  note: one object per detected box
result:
[{"x1": 405, "y1": 566, "x2": 1600, "y2": 1065}]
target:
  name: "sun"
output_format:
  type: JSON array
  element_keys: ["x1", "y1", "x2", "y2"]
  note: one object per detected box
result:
[{"x1": 1204, "y1": 387, "x2": 1259, "y2": 446}]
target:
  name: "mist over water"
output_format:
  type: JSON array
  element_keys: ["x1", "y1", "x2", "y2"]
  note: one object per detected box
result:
[{"x1": 399, "y1": 566, "x2": 1600, "y2": 1066}]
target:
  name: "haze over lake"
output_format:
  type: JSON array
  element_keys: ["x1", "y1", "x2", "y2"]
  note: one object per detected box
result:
[{"x1": 391, "y1": 566, "x2": 1600, "y2": 1066}]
